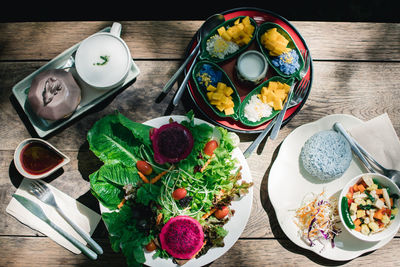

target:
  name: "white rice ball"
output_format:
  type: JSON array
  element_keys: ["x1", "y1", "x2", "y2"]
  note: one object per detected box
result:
[
  {"x1": 244, "y1": 95, "x2": 272, "y2": 122},
  {"x1": 300, "y1": 130, "x2": 352, "y2": 181}
]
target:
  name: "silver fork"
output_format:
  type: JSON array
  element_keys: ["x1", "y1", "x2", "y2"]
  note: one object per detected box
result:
[
  {"x1": 243, "y1": 50, "x2": 311, "y2": 158},
  {"x1": 270, "y1": 49, "x2": 311, "y2": 140},
  {"x1": 243, "y1": 78, "x2": 310, "y2": 158},
  {"x1": 29, "y1": 180, "x2": 103, "y2": 255}
]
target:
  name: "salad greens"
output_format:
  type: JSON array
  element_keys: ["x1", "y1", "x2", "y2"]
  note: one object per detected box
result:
[{"x1": 87, "y1": 111, "x2": 252, "y2": 266}]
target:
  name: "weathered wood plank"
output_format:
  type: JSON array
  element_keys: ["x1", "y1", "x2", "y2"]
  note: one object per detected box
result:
[
  {"x1": 0, "y1": 21, "x2": 399, "y2": 61},
  {"x1": 212, "y1": 238, "x2": 400, "y2": 267},
  {"x1": 0, "y1": 236, "x2": 399, "y2": 267},
  {"x1": 294, "y1": 21, "x2": 400, "y2": 61}
]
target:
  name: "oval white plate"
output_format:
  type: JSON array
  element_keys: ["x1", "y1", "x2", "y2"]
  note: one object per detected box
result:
[
  {"x1": 268, "y1": 114, "x2": 395, "y2": 261},
  {"x1": 100, "y1": 115, "x2": 253, "y2": 266}
]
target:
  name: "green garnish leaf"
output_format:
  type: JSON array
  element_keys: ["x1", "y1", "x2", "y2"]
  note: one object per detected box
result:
[
  {"x1": 136, "y1": 183, "x2": 161, "y2": 206},
  {"x1": 93, "y1": 55, "x2": 110, "y2": 66}
]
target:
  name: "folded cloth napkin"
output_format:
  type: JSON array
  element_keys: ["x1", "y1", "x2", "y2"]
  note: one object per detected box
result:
[
  {"x1": 6, "y1": 178, "x2": 101, "y2": 254},
  {"x1": 348, "y1": 113, "x2": 400, "y2": 171}
]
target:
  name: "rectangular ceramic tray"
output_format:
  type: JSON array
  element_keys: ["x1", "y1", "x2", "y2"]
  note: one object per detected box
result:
[{"x1": 12, "y1": 26, "x2": 140, "y2": 138}]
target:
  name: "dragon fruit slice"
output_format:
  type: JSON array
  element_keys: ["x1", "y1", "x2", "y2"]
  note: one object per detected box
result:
[
  {"x1": 159, "y1": 215, "x2": 204, "y2": 260},
  {"x1": 150, "y1": 121, "x2": 194, "y2": 164}
]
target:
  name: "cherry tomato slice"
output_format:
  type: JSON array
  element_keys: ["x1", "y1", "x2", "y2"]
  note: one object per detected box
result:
[
  {"x1": 172, "y1": 188, "x2": 187, "y2": 200},
  {"x1": 145, "y1": 240, "x2": 157, "y2": 252},
  {"x1": 214, "y1": 206, "x2": 229, "y2": 219},
  {"x1": 136, "y1": 160, "x2": 153, "y2": 175},
  {"x1": 204, "y1": 140, "x2": 218, "y2": 156}
]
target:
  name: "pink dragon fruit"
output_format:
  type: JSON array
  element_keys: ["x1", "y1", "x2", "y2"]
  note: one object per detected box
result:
[
  {"x1": 159, "y1": 215, "x2": 204, "y2": 259},
  {"x1": 150, "y1": 121, "x2": 194, "y2": 164}
]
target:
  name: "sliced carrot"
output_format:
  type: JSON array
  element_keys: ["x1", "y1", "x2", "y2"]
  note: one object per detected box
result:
[
  {"x1": 201, "y1": 208, "x2": 217, "y2": 219},
  {"x1": 349, "y1": 187, "x2": 354, "y2": 194},
  {"x1": 150, "y1": 167, "x2": 173, "y2": 184},
  {"x1": 353, "y1": 184, "x2": 359, "y2": 192},
  {"x1": 118, "y1": 198, "x2": 126, "y2": 209},
  {"x1": 355, "y1": 226, "x2": 362, "y2": 232},
  {"x1": 138, "y1": 171, "x2": 150, "y2": 183},
  {"x1": 200, "y1": 154, "x2": 215, "y2": 172},
  {"x1": 150, "y1": 171, "x2": 167, "y2": 184},
  {"x1": 156, "y1": 213, "x2": 163, "y2": 225},
  {"x1": 374, "y1": 209, "x2": 384, "y2": 220},
  {"x1": 357, "y1": 184, "x2": 365, "y2": 193},
  {"x1": 354, "y1": 218, "x2": 362, "y2": 226},
  {"x1": 390, "y1": 198, "x2": 394, "y2": 207},
  {"x1": 360, "y1": 180, "x2": 368, "y2": 188},
  {"x1": 376, "y1": 189, "x2": 383, "y2": 195},
  {"x1": 191, "y1": 241, "x2": 207, "y2": 259}
]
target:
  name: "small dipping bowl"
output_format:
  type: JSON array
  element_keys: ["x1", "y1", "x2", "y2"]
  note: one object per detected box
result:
[
  {"x1": 75, "y1": 22, "x2": 132, "y2": 90},
  {"x1": 14, "y1": 138, "x2": 70, "y2": 179},
  {"x1": 339, "y1": 173, "x2": 400, "y2": 242},
  {"x1": 236, "y1": 50, "x2": 268, "y2": 86}
]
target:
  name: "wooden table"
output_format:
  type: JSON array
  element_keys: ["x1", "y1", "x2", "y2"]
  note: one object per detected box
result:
[{"x1": 0, "y1": 18, "x2": 400, "y2": 266}]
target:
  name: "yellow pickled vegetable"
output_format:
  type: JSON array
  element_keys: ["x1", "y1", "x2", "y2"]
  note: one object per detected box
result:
[
  {"x1": 257, "y1": 81, "x2": 290, "y2": 111},
  {"x1": 206, "y1": 82, "x2": 235, "y2": 115},
  {"x1": 217, "y1": 16, "x2": 254, "y2": 47},
  {"x1": 260, "y1": 28, "x2": 291, "y2": 56}
]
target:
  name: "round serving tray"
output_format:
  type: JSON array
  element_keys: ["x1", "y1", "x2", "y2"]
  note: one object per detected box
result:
[{"x1": 184, "y1": 7, "x2": 313, "y2": 133}]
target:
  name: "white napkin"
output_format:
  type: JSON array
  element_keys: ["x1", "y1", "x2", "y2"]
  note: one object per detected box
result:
[
  {"x1": 6, "y1": 178, "x2": 101, "y2": 254},
  {"x1": 348, "y1": 113, "x2": 400, "y2": 170}
]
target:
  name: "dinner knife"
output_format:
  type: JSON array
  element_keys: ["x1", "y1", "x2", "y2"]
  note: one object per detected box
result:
[{"x1": 13, "y1": 194, "x2": 98, "y2": 260}]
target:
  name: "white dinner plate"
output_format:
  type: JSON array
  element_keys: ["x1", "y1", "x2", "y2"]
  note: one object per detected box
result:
[
  {"x1": 100, "y1": 115, "x2": 253, "y2": 266},
  {"x1": 268, "y1": 114, "x2": 396, "y2": 261}
]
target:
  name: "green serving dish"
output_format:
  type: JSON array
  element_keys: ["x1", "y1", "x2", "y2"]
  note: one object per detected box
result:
[
  {"x1": 199, "y1": 16, "x2": 257, "y2": 63},
  {"x1": 256, "y1": 22, "x2": 304, "y2": 80},
  {"x1": 238, "y1": 76, "x2": 294, "y2": 127},
  {"x1": 191, "y1": 60, "x2": 241, "y2": 120}
]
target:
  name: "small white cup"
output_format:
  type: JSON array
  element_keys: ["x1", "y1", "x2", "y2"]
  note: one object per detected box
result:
[
  {"x1": 236, "y1": 50, "x2": 268, "y2": 86},
  {"x1": 75, "y1": 22, "x2": 132, "y2": 90}
]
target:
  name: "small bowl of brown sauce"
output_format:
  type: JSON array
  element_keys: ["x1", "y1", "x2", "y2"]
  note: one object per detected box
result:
[{"x1": 14, "y1": 138, "x2": 70, "y2": 179}]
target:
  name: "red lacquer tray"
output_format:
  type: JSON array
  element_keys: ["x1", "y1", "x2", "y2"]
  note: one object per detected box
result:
[{"x1": 184, "y1": 7, "x2": 313, "y2": 133}]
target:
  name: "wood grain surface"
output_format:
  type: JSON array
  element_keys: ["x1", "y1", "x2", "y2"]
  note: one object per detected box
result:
[{"x1": 0, "y1": 20, "x2": 399, "y2": 266}]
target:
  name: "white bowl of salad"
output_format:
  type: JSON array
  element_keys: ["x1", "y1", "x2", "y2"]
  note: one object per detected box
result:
[{"x1": 339, "y1": 173, "x2": 400, "y2": 242}]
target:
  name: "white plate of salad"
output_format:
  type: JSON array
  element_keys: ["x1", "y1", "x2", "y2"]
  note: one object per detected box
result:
[
  {"x1": 268, "y1": 114, "x2": 396, "y2": 261},
  {"x1": 87, "y1": 111, "x2": 253, "y2": 266}
]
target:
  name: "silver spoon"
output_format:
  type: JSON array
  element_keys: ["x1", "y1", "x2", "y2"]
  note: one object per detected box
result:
[
  {"x1": 352, "y1": 134, "x2": 400, "y2": 188},
  {"x1": 334, "y1": 122, "x2": 400, "y2": 188},
  {"x1": 156, "y1": 14, "x2": 225, "y2": 104}
]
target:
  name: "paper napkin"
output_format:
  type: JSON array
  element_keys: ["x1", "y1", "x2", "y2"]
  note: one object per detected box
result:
[
  {"x1": 6, "y1": 178, "x2": 101, "y2": 254},
  {"x1": 348, "y1": 113, "x2": 400, "y2": 171}
]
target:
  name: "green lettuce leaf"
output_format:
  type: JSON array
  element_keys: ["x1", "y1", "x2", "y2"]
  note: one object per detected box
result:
[
  {"x1": 97, "y1": 163, "x2": 140, "y2": 186},
  {"x1": 102, "y1": 204, "x2": 151, "y2": 266},
  {"x1": 136, "y1": 183, "x2": 161, "y2": 206},
  {"x1": 89, "y1": 170, "x2": 123, "y2": 209},
  {"x1": 87, "y1": 112, "x2": 152, "y2": 167}
]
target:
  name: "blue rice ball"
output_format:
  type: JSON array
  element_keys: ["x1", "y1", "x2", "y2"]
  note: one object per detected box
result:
[
  {"x1": 300, "y1": 130, "x2": 352, "y2": 181},
  {"x1": 271, "y1": 50, "x2": 300, "y2": 75},
  {"x1": 196, "y1": 64, "x2": 222, "y2": 87}
]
